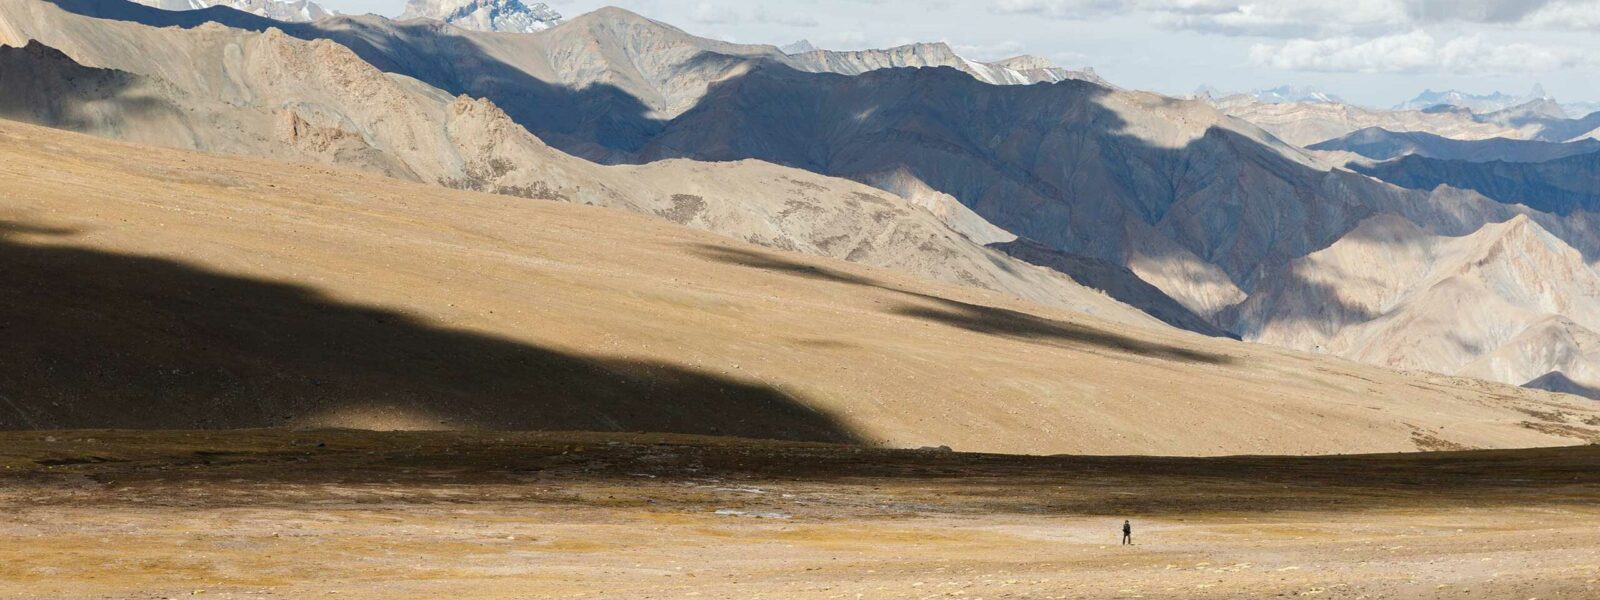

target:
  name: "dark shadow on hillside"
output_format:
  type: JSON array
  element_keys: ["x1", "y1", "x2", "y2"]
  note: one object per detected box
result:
[
  {"x1": 0, "y1": 222, "x2": 858, "y2": 442},
  {"x1": 622, "y1": 63, "x2": 1446, "y2": 330},
  {"x1": 0, "y1": 41, "x2": 183, "y2": 135},
  {"x1": 42, "y1": 0, "x2": 663, "y2": 160},
  {"x1": 1354, "y1": 151, "x2": 1600, "y2": 216},
  {"x1": 692, "y1": 244, "x2": 1233, "y2": 365},
  {"x1": 991, "y1": 238, "x2": 1230, "y2": 338},
  {"x1": 1524, "y1": 371, "x2": 1600, "y2": 400}
]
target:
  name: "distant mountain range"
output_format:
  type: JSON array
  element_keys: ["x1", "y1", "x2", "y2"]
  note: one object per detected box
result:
[
  {"x1": 1396, "y1": 86, "x2": 1548, "y2": 113},
  {"x1": 1198, "y1": 85, "x2": 1342, "y2": 105},
  {"x1": 398, "y1": 0, "x2": 561, "y2": 33},
  {"x1": 9, "y1": 0, "x2": 1600, "y2": 402}
]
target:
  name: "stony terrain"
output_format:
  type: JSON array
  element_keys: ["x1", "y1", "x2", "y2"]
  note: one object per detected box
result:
[
  {"x1": 4, "y1": 119, "x2": 1599, "y2": 454},
  {"x1": 0, "y1": 429, "x2": 1598, "y2": 599}
]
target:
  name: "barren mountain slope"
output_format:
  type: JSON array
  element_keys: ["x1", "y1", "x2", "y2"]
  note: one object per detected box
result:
[
  {"x1": 0, "y1": 3, "x2": 1157, "y2": 326},
  {"x1": 632, "y1": 63, "x2": 1585, "y2": 319},
  {"x1": 28, "y1": 1, "x2": 1103, "y2": 158},
  {"x1": 1233, "y1": 214, "x2": 1600, "y2": 397},
  {"x1": 3, "y1": 119, "x2": 1598, "y2": 454},
  {"x1": 1354, "y1": 151, "x2": 1600, "y2": 216}
]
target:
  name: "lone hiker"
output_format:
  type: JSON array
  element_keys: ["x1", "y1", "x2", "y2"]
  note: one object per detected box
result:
[{"x1": 1121, "y1": 520, "x2": 1132, "y2": 545}]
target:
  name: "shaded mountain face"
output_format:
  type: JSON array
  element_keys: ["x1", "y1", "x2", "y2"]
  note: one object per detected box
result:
[
  {"x1": 1354, "y1": 151, "x2": 1600, "y2": 216},
  {"x1": 626, "y1": 62, "x2": 1577, "y2": 319},
  {"x1": 129, "y1": 0, "x2": 330, "y2": 21},
  {"x1": 1310, "y1": 127, "x2": 1600, "y2": 163},
  {"x1": 990, "y1": 239, "x2": 1230, "y2": 338},
  {"x1": 398, "y1": 0, "x2": 562, "y2": 33}
]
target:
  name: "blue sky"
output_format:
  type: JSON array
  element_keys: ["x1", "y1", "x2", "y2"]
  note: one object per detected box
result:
[{"x1": 317, "y1": 1, "x2": 1600, "y2": 107}]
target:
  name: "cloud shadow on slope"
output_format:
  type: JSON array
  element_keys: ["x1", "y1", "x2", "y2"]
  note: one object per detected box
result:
[
  {"x1": 692, "y1": 244, "x2": 1233, "y2": 365},
  {"x1": 0, "y1": 222, "x2": 859, "y2": 442}
]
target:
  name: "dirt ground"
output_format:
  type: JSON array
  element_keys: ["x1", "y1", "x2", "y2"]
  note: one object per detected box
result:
[{"x1": 0, "y1": 430, "x2": 1596, "y2": 599}]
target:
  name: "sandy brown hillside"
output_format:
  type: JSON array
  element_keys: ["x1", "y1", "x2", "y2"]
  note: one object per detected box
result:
[{"x1": 1, "y1": 120, "x2": 1596, "y2": 455}]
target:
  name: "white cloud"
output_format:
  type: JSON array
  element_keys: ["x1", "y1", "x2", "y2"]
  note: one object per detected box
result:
[
  {"x1": 752, "y1": 5, "x2": 820, "y2": 27},
  {"x1": 690, "y1": 1, "x2": 740, "y2": 24},
  {"x1": 988, "y1": 0, "x2": 1600, "y2": 36},
  {"x1": 949, "y1": 40, "x2": 1026, "y2": 60},
  {"x1": 1249, "y1": 31, "x2": 1594, "y2": 74}
]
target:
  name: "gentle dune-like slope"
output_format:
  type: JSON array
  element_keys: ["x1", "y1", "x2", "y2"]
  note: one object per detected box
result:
[{"x1": 2, "y1": 119, "x2": 1598, "y2": 455}]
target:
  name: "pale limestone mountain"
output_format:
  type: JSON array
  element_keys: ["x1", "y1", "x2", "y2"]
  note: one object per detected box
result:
[
  {"x1": 1216, "y1": 94, "x2": 1600, "y2": 147},
  {"x1": 1213, "y1": 95, "x2": 1524, "y2": 147},
  {"x1": 398, "y1": 0, "x2": 561, "y2": 33},
  {"x1": 784, "y1": 42, "x2": 1107, "y2": 87},
  {"x1": 1231, "y1": 214, "x2": 1600, "y2": 397},
  {"x1": 0, "y1": 1, "x2": 1164, "y2": 330},
  {"x1": 129, "y1": 0, "x2": 331, "y2": 21}
]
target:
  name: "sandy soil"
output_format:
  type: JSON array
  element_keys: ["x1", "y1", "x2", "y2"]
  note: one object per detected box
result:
[{"x1": 1, "y1": 430, "x2": 1597, "y2": 599}]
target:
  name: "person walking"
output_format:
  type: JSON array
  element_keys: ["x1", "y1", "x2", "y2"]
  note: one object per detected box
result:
[{"x1": 1121, "y1": 520, "x2": 1132, "y2": 545}]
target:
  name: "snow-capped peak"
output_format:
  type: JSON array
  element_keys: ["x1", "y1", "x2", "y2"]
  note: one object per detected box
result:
[
  {"x1": 399, "y1": 0, "x2": 564, "y2": 33},
  {"x1": 130, "y1": 0, "x2": 334, "y2": 22}
]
